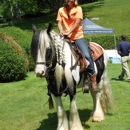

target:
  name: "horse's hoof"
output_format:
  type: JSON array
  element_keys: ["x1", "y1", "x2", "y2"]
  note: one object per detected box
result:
[{"x1": 92, "y1": 114, "x2": 104, "y2": 122}]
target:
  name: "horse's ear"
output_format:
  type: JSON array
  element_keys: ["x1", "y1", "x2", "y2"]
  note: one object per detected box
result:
[
  {"x1": 32, "y1": 24, "x2": 37, "y2": 32},
  {"x1": 47, "y1": 23, "x2": 53, "y2": 34}
]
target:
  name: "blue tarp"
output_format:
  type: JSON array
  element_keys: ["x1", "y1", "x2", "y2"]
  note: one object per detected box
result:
[
  {"x1": 82, "y1": 18, "x2": 118, "y2": 62},
  {"x1": 82, "y1": 18, "x2": 115, "y2": 34},
  {"x1": 109, "y1": 57, "x2": 121, "y2": 64}
]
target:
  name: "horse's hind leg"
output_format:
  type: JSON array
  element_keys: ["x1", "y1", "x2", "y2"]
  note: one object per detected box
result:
[
  {"x1": 91, "y1": 70, "x2": 113, "y2": 122},
  {"x1": 69, "y1": 95, "x2": 83, "y2": 130},
  {"x1": 90, "y1": 79, "x2": 105, "y2": 122},
  {"x1": 52, "y1": 95, "x2": 69, "y2": 130}
]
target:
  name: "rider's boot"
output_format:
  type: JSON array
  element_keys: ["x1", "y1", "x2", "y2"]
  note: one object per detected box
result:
[{"x1": 88, "y1": 73, "x2": 99, "y2": 92}]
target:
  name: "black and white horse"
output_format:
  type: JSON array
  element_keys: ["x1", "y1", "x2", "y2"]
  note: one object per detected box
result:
[{"x1": 31, "y1": 23, "x2": 113, "y2": 130}]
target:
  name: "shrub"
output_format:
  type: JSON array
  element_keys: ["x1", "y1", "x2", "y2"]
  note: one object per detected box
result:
[
  {"x1": 84, "y1": 35, "x2": 126, "y2": 49},
  {"x1": 0, "y1": 33, "x2": 28, "y2": 82},
  {"x1": 0, "y1": 26, "x2": 34, "y2": 71}
]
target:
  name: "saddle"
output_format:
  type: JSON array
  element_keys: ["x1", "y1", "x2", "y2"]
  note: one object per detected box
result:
[
  {"x1": 65, "y1": 38, "x2": 103, "y2": 72},
  {"x1": 89, "y1": 42, "x2": 104, "y2": 61}
]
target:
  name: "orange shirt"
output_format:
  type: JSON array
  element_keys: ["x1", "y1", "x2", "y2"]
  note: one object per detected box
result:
[{"x1": 56, "y1": 6, "x2": 84, "y2": 41}]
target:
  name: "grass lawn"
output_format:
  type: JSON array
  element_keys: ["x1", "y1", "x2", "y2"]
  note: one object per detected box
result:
[
  {"x1": 0, "y1": 61, "x2": 130, "y2": 130},
  {"x1": 0, "y1": 0, "x2": 130, "y2": 129}
]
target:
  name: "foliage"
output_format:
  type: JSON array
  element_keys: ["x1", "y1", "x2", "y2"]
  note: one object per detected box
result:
[
  {"x1": 85, "y1": 33, "x2": 130, "y2": 49},
  {"x1": 0, "y1": 0, "x2": 101, "y2": 21},
  {"x1": 0, "y1": 26, "x2": 34, "y2": 71},
  {"x1": 0, "y1": 33, "x2": 28, "y2": 82},
  {"x1": 1, "y1": 0, "x2": 55, "y2": 20},
  {"x1": 0, "y1": 26, "x2": 30, "y2": 49}
]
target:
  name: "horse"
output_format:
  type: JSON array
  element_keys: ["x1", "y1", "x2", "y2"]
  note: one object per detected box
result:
[{"x1": 31, "y1": 23, "x2": 114, "y2": 130}]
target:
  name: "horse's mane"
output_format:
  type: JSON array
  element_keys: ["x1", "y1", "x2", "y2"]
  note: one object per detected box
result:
[
  {"x1": 49, "y1": 30, "x2": 74, "y2": 94},
  {"x1": 31, "y1": 29, "x2": 41, "y2": 62}
]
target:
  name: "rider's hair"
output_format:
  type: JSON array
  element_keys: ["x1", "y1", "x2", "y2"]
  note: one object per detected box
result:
[{"x1": 64, "y1": 0, "x2": 78, "y2": 19}]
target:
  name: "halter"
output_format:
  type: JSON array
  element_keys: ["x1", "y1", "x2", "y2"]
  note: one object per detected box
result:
[
  {"x1": 36, "y1": 62, "x2": 46, "y2": 64},
  {"x1": 36, "y1": 61, "x2": 53, "y2": 69}
]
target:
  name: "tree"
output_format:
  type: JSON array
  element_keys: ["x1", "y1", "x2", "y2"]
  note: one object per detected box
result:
[{"x1": 1, "y1": 0, "x2": 100, "y2": 21}]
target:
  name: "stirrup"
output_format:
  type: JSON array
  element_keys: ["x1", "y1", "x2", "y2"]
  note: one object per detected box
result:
[{"x1": 83, "y1": 80, "x2": 89, "y2": 93}]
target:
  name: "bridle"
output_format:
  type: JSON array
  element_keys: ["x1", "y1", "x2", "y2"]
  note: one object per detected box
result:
[
  {"x1": 36, "y1": 61, "x2": 54, "y2": 71},
  {"x1": 36, "y1": 62, "x2": 46, "y2": 64},
  {"x1": 36, "y1": 61, "x2": 51, "y2": 65},
  {"x1": 36, "y1": 44, "x2": 54, "y2": 68}
]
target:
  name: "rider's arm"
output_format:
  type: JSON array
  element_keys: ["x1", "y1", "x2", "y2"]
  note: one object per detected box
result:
[
  {"x1": 67, "y1": 18, "x2": 81, "y2": 35},
  {"x1": 58, "y1": 20, "x2": 63, "y2": 33},
  {"x1": 58, "y1": 20, "x2": 66, "y2": 36}
]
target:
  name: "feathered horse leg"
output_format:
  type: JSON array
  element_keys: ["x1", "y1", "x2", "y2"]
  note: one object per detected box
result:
[
  {"x1": 69, "y1": 95, "x2": 83, "y2": 130},
  {"x1": 90, "y1": 70, "x2": 114, "y2": 122},
  {"x1": 52, "y1": 95, "x2": 69, "y2": 130},
  {"x1": 90, "y1": 86, "x2": 105, "y2": 122}
]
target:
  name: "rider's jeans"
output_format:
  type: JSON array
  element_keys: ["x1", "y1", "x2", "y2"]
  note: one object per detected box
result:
[{"x1": 75, "y1": 38, "x2": 95, "y2": 75}]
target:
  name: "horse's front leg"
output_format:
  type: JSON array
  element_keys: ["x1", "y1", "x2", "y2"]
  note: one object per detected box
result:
[
  {"x1": 90, "y1": 79, "x2": 104, "y2": 122},
  {"x1": 69, "y1": 95, "x2": 83, "y2": 130},
  {"x1": 52, "y1": 95, "x2": 69, "y2": 130}
]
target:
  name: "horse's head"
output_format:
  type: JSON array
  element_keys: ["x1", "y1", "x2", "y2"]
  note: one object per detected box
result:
[{"x1": 31, "y1": 23, "x2": 54, "y2": 77}]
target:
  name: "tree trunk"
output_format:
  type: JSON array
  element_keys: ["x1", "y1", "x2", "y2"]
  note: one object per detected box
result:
[{"x1": 10, "y1": 3, "x2": 14, "y2": 19}]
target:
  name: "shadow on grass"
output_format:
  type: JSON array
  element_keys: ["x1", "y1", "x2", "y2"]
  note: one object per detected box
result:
[
  {"x1": 111, "y1": 78, "x2": 122, "y2": 81},
  {"x1": 13, "y1": 13, "x2": 57, "y2": 32},
  {"x1": 36, "y1": 109, "x2": 91, "y2": 130},
  {"x1": 111, "y1": 78, "x2": 125, "y2": 82}
]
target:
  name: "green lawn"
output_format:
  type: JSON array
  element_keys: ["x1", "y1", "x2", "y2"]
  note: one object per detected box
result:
[
  {"x1": 0, "y1": 62, "x2": 130, "y2": 130},
  {"x1": 82, "y1": 0, "x2": 130, "y2": 36},
  {"x1": 0, "y1": 0, "x2": 130, "y2": 129}
]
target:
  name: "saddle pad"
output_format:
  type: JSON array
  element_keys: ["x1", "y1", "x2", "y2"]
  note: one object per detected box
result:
[{"x1": 89, "y1": 42, "x2": 104, "y2": 61}]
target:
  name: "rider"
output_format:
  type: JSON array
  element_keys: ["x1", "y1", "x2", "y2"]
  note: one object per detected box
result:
[{"x1": 56, "y1": 0, "x2": 98, "y2": 91}]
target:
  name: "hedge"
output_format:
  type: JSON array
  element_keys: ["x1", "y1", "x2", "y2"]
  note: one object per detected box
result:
[
  {"x1": 85, "y1": 34, "x2": 130, "y2": 49},
  {"x1": 0, "y1": 26, "x2": 34, "y2": 71},
  {"x1": 0, "y1": 33, "x2": 28, "y2": 82}
]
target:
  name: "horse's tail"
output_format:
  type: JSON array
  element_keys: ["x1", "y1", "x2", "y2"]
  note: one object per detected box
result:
[{"x1": 100, "y1": 70, "x2": 115, "y2": 113}]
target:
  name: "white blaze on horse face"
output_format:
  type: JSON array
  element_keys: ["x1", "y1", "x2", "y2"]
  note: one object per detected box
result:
[
  {"x1": 35, "y1": 48, "x2": 47, "y2": 77},
  {"x1": 35, "y1": 30, "x2": 50, "y2": 77}
]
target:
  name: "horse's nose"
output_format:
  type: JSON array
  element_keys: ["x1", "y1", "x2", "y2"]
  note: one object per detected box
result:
[{"x1": 35, "y1": 69, "x2": 45, "y2": 77}]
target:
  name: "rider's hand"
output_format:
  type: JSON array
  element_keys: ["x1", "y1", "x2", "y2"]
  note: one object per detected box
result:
[
  {"x1": 59, "y1": 30, "x2": 70, "y2": 37},
  {"x1": 62, "y1": 31, "x2": 70, "y2": 36},
  {"x1": 59, "y1": 30, "x2": 66, "y2": 36}
]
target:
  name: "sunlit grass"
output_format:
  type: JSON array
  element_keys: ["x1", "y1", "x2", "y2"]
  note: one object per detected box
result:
[
  {"x1": 0, "y1": 62, "x2": 130, "y2": 130},
  {"x1": 81, "y1": 0, "x2": 130, "y2": 35},
  {"x1": 0, "y1": 0, "x2": 130, "y2": 129}
]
